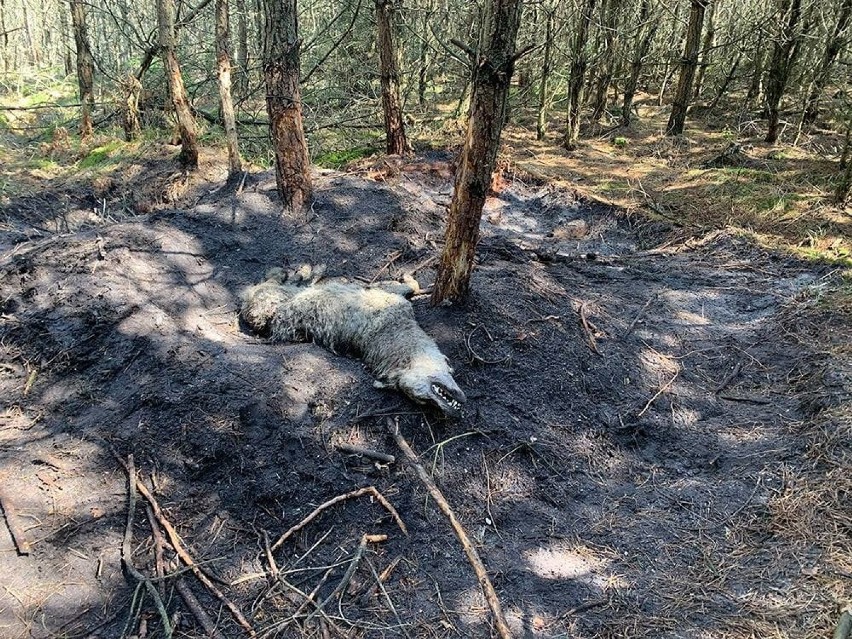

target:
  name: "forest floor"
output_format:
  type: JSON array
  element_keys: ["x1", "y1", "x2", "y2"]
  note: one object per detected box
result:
[{"x1": 1, "y1": 102, "x2": 851, "y2": 639}]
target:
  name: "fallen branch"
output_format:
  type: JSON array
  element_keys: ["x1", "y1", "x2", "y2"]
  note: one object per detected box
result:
[
  {"x1": 175, "y1": 579, "x2": 222, "y2": 639},
  {"x1": 578, "y1": 303, "x2": 600, "y2": 355},
  {"x1": 304, "y1": 533, "x2": 386, "y2": 624},
  {"x1": 121, "y1": 455, "x2": 173, "y2": 638},
  {"x1": 637, "y1": 370, "x2": 680, "y2": 417},
  {"x1": 271, "y1": 486, "x2": 406, "y2": 553},
  {"x1": 387, "y1": 417, "x2": 513, "y2": 639},
  {"x1": 0, "y1": 482, "x2": 33, "y2": 555},
  {"x1": 713, "y1": 360, "x2": 742, "y2": 394},
  {"x1": 115, "y1": 455, "x2": 255, "y2": 636},
  {"x1": 622, "y1": 294, "x2": 658, "y2": 338},
  {"x1": 337, "y1": 443, "x2": 396, "y2": 464}
]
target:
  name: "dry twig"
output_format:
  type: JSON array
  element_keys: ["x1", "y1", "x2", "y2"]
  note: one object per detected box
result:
[
  {"x1": 578, "y1": 303, "x2": 601, "y2": 355},
  {"x1": 0, "y1": 482, "x2": 33, "y2": 555},
  {"x1": 387, "y1": 417, "x2": 513, "y2": 639},
  {"x1": 174, "y1": 579, "x2": 222, "y2": 638},
  {"x1": 637, "y1": 370, "x2": 680, "y2": 417},
  {"x1": 121, "y1": 455, "x2": 173, "y2": 638},
  {"x1": 337, "y1": 443, "x2": 396, "y2": 464},
  {"x1": 270, "y1": 486, "x2": 406, "y2": 553},
  {"x1": 115, "y1": 455, "x2": 255, "y2": 636}
]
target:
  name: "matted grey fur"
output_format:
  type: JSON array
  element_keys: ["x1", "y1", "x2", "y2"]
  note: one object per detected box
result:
[{"x1": 241, "y1": 265, "x2": 465, "y2": 416}]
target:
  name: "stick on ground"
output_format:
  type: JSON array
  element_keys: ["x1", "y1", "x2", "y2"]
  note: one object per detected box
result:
[
  {"x1": 270, "y1": 486, "x2": 406, "y2": 553},
  {"x1": 387, "y1": 417, "x2": 513, "y2": 639},
  {"x1": 0, "y1": 483, "x2": 33, "y2": 555},
  {"x1": 121, "y1": 455, "x2": 173, "y2": 638},
  {"x1": 115, "y1": 455, "x2": 256, "y2": 637}
]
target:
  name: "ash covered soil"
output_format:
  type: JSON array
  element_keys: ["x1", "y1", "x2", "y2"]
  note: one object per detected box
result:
[{"x1": 1, "y1": 153, "x2": 850, "y2": 638}]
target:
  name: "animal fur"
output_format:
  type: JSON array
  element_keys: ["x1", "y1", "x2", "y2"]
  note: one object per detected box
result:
[{"x1": 241, "y1": 265, "x2": 466, "y2": 416}]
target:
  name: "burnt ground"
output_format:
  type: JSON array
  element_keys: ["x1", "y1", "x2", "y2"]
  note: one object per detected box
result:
[{"x1": 0, "y1": 152, "x2": 850, "y2": 639}]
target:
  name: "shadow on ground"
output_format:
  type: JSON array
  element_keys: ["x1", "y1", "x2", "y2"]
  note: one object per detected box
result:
[{"x1": 0, "y1": 154, "x2": 849, "y2": 638}]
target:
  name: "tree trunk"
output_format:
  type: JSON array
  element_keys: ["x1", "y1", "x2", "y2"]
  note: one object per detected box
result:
[
  {"x1": 263, "y1": 0, "x2": 312, "y2": 213},
  {"x1": 0, "y1": 0, "x2": 8, "y2": 74},
  {"x1": 60, "y1": 0, "x2": 73, "y2": 76},
  {"x1": 621, "y1": 0, "x2": 657, "y2": 127},
  {"x1": 235, "y1": 0, "x2": 249, "y2": 96},
  {"x1": 591, "y1": 0, "x2": 621, "y2": 121},
  {"x1": 375, "y1": 0, "x2": 410, "y2": 155},
  {"x1": 431, "y1": 0, "x2": 523, "y2": 305},
  {"x1": 802, "y1": 0, "x2": 852, "y2": 125},
  {"x1": 70, "y1": 0, "x2": 95, "y2": 138},
  {"x1": 764, "y1": 0, "x2": 803, "y2": 144},
  {"x1": 665, "y1": 0, "x2": 708, "y2": 136},
  {"x1": 119, "y1": 74, "x2": 142, "y2": 141},
  {"x1": 836, "y1": 119, "x2": 852, "y2": 203},
  {"x1": 563, "y1": 0, "x2": 597, "y2": 150},
  {"x1": 158, "y1": 0, "x2": 199, "y2": 169},
  {"x1": 536, "y1": 9, "x2": 554, "y2": 140},
  {"x1": 215, "y1": 0, "x2": 241, "y2": 177},
  {"x1": 692, "y1": 0, "x2": 716, "y2": 99},
  {"x1": 709, "y1": 51, "x2": 740, "y2": 110}
]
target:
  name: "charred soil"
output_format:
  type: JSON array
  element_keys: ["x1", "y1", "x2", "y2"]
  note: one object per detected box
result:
[{"x1": 0, "y1": 152, "x2": 850, "y2": 638}]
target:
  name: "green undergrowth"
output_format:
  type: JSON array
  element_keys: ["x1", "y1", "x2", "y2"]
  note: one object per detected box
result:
[{"x1": 314, "y1": 146, "x2": 377, "y2": 169}]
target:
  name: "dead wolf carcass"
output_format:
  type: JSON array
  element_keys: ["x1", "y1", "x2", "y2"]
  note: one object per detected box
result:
[{"x1": 241, "y1": 265, "x2": 466, "y2": 417}]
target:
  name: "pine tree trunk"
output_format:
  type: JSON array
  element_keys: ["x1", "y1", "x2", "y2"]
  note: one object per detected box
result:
[
  {"x1": 60, "y1": 0, "x2": 73, "y2": 76},
  {"x1": 836, "y1": 119, "x2": 852, "y2": 203},
  {"x1": 431, "y1": 0, "x2": 524, "y2": 305},
  {"x1": 235, "y1": 0, "x2": 249, "y2": 96},
  {"x1": 765, "y1": 0, "x2": 803, "y2": 143},
  {"x1": 536, "y1": 9, "x2": 554, "y2": 140},
  {"x1": 376, "y1": 0, "x2": 410, "y2": 155},
  {"x1": 591, "y1": 0, "x2": 620, "y2": 122},
  {"x1": 263, "y1": 0, "x2": 312, "y2": 213},
  {"x1": 0, "y1": 0, "x2": 8, "y2": 74},
  {"x1": 802, "y1": 0, "x2": 852, "y2": 125},
  {"x1": 709, "y1": 51, "x2": 740, "y2": 110},
  {"x1": 563, "y1": 0, "x2": 597, "y2": 150},
  {"x1": 621, "y1": 0, "x2": 656, "y2": 127},
  {"x1": 665, "y1": 0, "x2": 708, "y2": 136},
  {"x1": 70, "y1": 0, "x2": 94, "y2": 138},
  {"x1": 692, "y1": 0, "x2": 716, "y2": 100},
  {"x1": 119, "y1": 74, "x2": 142, "y2": 142},
  {"x1": 158, "y1": 0, "x2": 199, "y2": 169},
  {"x1": 215, "y1": 0, "x2": 241, "y2": 177}
]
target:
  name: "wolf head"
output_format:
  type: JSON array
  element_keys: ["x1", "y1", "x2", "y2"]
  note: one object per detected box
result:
[{"x1": 395, "y1": 356, "x2": 466, "y2": 418}]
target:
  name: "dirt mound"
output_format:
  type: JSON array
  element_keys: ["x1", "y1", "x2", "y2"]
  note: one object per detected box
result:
[{"x1": 1, "y1": 158, "x2": 849, "y2": 638}]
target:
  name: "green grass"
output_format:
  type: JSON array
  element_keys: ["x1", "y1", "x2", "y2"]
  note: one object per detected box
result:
[
  {"x1": 314, "y1": 146, "x2": 377, "y2": 169},
  {"x1": 78, "y1": 141, "x2": 125, "y2": 169}
]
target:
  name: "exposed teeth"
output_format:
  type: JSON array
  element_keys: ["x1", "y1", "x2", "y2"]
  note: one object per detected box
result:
[{"x1": 432, "y1": 384, "x2": 461, "y2": 410}]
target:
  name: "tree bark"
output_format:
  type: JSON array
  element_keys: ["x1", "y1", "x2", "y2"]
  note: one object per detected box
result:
[
  {"x1": 692, "y1": 0, "x2": 717, "y2": 99},
  {"x1": 158, "y1": 0, "x2": 199, "y2": 169},
  {"x1": 69, "y1": 0, "x2": 95, "y2": 138},
  {"x1": 536, "y1": 8, "x2": 554, "y2": 140},
  {"x1": 234, "y1": 0, "x2": 249, "y2": 96},
  {"x1": 802, "y1": 0, "x2": 852, "y2": 125},
  {"x1": 60, "y1": 0, "x2": 73, "y2": 77},
  {"x1": 119, "y1": 74, "x2": 142, "y2": 142},
  {"x1": 263, "y1": 0, "x2": 312, "y2": 213},
  {"x1": 215, "y1": 0, "x2": 241, "y2": 177},
  {"x1": 591, "y1": 0, "x2": 621, "y2": 122},
  {"x1": 764, "y1": 0, "x2": 803, "y2": 143},
  {"x1": 621, "y1": 0, "x2": 657, "y2": 127},
  {"x1": 431, "y1": 0, "x2": 523, "y2": 305},
  {"x1": 375, "y1": 0, "x2": 410, "y2": 155},
  {"x1": 666, "y1": 0, "x2": 709, "y2": 136},
  {"x1": 563, "y1": 0, "x2": 597, "y2": 150}
]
